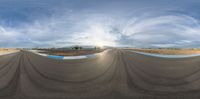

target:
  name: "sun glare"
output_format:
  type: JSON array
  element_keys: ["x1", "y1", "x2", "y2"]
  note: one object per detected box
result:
[{"x1": 95, "y1": 42, "x2": 104, "y2": 48}]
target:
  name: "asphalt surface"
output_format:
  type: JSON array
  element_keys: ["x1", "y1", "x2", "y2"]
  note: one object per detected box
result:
[{"x1": 1, "y1": 49, "x2": 200, "y2": 99}]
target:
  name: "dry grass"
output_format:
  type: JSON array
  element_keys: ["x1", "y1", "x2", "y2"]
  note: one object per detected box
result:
[
  {"x1": 0, "y1": 48, "x2": 19, "y2": 55},
  {"x1": 128, "y1": 48, "x2": 200, "y2": 55}
]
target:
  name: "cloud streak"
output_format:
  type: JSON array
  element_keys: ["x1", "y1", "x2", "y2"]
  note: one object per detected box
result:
[{"x1": 120, "y1": 13, "x2": 200, "y2": 48}]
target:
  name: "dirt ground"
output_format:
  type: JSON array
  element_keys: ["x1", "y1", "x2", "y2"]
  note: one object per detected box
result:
[
  {"x1": 0, "y1": 48, "x2": 19, "y2": 55},
  {"x1": 128, "y1": 48, "x2": 200, "y2": 55},
  {"x1": 40, "y1": 49, "x2": 104, "y2": 56}
]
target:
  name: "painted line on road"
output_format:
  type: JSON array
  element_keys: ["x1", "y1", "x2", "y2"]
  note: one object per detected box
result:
[
  {"x1": 48, "y1": 53, "x2": 101, "y2": 60},
  {"x1": 127, "y1": 50, "x2": 200, "y2": 58},
  {"x1": 29, "y1": 50, "x2": 106, "y2": 60},
  {"x1": 48, "y1": 55, "x2": 65, "y2": 59}
]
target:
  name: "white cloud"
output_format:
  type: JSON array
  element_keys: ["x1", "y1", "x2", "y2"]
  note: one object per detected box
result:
[
  {"x1": 0, "y1": 13, "x2": 121, "y2": 47},
  {"x1": 71, "y1": 16, "x2": 120, "y2": 46},
  {"x1": 1, "y1": 11, "x2": 200, "y2": 48}
]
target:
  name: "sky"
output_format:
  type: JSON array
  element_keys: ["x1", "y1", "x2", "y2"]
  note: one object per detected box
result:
[{"x1": 0, "y1": 0, "x2": 200, "y2": 48}]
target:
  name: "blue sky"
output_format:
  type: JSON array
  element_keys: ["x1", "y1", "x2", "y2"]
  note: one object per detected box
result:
[{"x1": 0, "y1": 0, "x2": 200, "y2": 48}]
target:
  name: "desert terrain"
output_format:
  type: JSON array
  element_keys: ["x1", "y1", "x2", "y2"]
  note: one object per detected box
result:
[{"x1": 0, "y1": 48, "x2": 19, "y2": 55}]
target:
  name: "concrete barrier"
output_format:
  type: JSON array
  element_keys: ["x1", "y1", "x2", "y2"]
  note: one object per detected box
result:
[{"x1": 128, "y1": 50, "x2": 200, "y2": 58}]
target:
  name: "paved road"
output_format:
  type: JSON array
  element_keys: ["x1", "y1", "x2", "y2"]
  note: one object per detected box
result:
[{"x1": 1, "y1": 49, "x2": 200, "y2": 99}]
